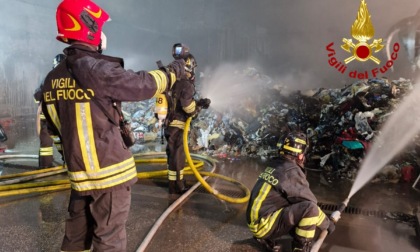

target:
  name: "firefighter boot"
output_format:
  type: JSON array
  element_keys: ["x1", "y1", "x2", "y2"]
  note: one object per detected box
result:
[
  {"x1": 168, "y1": 180, "x2": 190, "y2": 194},
  {"x1": 291, "y1": 237, "x2": 312, "y2": 252}
]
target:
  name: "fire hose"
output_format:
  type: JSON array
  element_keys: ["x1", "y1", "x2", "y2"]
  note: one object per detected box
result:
[
  {"x1": 0, "y1": 117, "x2": 250, "y2": 252},
  {"x1": 0, "y1": 155, "x2": 204, "y2": 197},
  {"x1": 0, "y1": 119, "x2": 250, "y2": 203}
]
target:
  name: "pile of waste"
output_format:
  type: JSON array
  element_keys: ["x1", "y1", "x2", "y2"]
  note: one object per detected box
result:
[{"x1": 122, "y1": 69, "x2": 419, "y2": 183}]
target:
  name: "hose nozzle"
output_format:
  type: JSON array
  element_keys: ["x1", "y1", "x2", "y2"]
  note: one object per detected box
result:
[
  {"x1": 338, "y1": 197, "x2": 349, "y2": 212},
  {"x1": 330, "y1": 198, "x2": 349, "y2": 223}
]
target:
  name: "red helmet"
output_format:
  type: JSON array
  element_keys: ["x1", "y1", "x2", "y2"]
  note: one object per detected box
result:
[{"x1": 56, "y1": 0, "x2": 110, "y2": 46}]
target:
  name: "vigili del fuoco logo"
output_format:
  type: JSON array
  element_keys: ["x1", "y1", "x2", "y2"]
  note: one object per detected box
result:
[{"x1": 326, "y1": 0, "x2": 400, "y2": 79}]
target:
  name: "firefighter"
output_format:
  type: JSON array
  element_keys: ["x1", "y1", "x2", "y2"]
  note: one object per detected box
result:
[
  {"x1": 34, "y1": 53, "x2": 65, "y2": 169},
  {"x1": 42, "y1": 0, "x2": 185, "y2": 251},
  {"x1": 246, "y1": 132, "x2": 335, "y2": 252},
  {"x1": 164, "y1": 53, "x2": 210, "y2": 194}
]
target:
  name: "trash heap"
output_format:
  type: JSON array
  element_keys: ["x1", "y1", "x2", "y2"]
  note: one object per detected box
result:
[{"x1": 123, "y1": 71, "x2": 419, "y2": 183}]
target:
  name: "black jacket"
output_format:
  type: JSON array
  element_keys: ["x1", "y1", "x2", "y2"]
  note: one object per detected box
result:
[
  {"x1": 246, "y1": 157, "x2": 318, "y2": 228},
  {"x1": 167, "y1": 79, "x2": 198, "y2": 129},
  {"x1": 42, "y1": 44, "x2": 172, "y2": 195}
]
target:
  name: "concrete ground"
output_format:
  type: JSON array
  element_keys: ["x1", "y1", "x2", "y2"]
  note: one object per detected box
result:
[{"x1": 0, "y1": 151, "x2": 419, "y2": 252}]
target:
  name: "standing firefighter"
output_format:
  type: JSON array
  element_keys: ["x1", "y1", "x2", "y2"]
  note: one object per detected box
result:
[
  {"x1": 34, "y1": 53, "x2": 65, "y2": 169},
  {"x1": 164, "y1": 45, "x2": 210, "y2": 194},
  {"x1": 246, "y1": 132, "x2": 335, "y2": 252},
  {"x1": 42, "y1": 0, "x2": 185, "y2": 251}
]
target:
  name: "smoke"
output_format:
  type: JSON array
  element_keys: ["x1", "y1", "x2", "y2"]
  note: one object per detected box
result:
[{"x1": 199, "y1": 61, "x2": 321, "y2": 114}]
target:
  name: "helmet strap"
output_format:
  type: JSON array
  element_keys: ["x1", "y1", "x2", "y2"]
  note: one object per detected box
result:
[
  {"x1": 98, "y1": 32, "x2": 107, "y2": 54},
  {"x1": 98, "y1": 42, "x2": 103, "y2": 54}
]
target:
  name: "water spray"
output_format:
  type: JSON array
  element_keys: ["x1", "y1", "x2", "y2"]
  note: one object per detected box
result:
[{"x1": 313, "y1": 79, "x2": 420, "y2": 251}]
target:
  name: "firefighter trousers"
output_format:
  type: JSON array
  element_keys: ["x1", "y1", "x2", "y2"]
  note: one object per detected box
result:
[
  {"x1": 61, "y1": 187, "x2": 131, "y2": 252},
  {"x1": 164, "y1": 126, "x2": 186, "y2": 186},
  {"x1": 263, "y1": 201, "x2": 328, "y2": 246}
]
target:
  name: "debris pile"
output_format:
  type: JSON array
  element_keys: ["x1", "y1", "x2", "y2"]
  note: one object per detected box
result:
[{"x1": 123, "y1": 70, "x2": 419, "y2": 183}]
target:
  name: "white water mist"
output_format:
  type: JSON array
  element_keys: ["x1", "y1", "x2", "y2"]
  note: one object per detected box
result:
[
  {"x1": 199, "y1": 63, "x2": 268, "y2": 113},
  {"x1": 348, "y1": 79, "x2": 420, "y2": 199}
]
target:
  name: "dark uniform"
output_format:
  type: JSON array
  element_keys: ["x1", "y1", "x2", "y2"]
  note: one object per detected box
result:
[
  {"x1": 42, "y1": 43, "x2": 182, "y2": 251},
  {"x1": 165, "y1": 78, "x2": 199, "y2": 194},
  {"x1": 34, "y1": 54, "x2": 66, "y2": 169},
  {"x1": 246, "y1": 133, "x2": 333, "y2": 252},
  {"x1": 34, "y1": 88, "x2": 55, "y2": 168}
]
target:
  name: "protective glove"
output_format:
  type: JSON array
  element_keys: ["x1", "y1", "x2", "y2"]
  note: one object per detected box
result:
[
  {"x1": 330, "y1": 210, "x2": 341, "y2": 223},
  {"x1": 197, "y1": 98, "x2": 211, "y2": 109},
  {"x1": 166, "y1": 59, "x2": 186, "y2": 82},
  {"x1": 327, "y1": 220, "x2": 336, "y2": 234}
]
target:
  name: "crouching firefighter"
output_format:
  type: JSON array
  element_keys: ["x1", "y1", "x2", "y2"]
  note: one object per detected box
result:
[
  {"x1": 164, "y1": 46, "x2": 211, "y2": 194},
  {"x1": 246, "y1": 132, "x2": 335, "y2": 252}
]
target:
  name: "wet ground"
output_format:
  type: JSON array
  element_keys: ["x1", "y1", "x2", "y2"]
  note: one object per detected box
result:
[
  {"x1": 1, "y1": 150, "x2": 419, "y2": 252},
  {"x1": 0, "y1": 119, "x2": 419, "y2": 252}
]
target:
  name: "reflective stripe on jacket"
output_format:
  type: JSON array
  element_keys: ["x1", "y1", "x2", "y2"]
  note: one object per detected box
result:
[
  {"x1": 168, "y1": 79, "x2": 197, "y2": 129},
  {"x1": 246, "y1": 158, "x2": 319, "y2": 238}
]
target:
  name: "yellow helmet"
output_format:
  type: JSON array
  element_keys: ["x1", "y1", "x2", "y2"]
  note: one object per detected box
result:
[{"x1": 278, "y1": 132, "x2": 308, "y2": 157}]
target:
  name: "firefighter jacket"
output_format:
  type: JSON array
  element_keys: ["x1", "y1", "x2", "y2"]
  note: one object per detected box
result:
[
  {"x1": 246, "y1": 157, "x2": 325, "y2": 238},
  {"x1": 167, "y1": 79, "x2": 198, "y2": 129},
  {"x1": 41, "y1": 44, "x2": 171, "y2": 196},
  {"x1": 35, "y1": 83, "x2": 63, "y2": 158}
]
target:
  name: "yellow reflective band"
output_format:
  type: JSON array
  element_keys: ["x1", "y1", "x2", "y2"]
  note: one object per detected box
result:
[
  {"x1": 316, "y1": 207, "x2": 327, "y2": 226},
  {"x1": 248, "y1": 208, "x2": 283, "y2": 238},
  {"x1": 295, "y1": 138, "x2": 306, "y2": 145},
  {"x1": 75, "y1": 102, "x2": 100, "y2": 172},
  {"x1": 183, "y1": 100, "x2": 196, "y2": 114},
  {"x1": 168, "y1": 170, "x2": 177, "y2": 181},
  {"x1": 283, "y1": 145, "x2": 302, "y2": 153},
  {"x1": 299, "y1": 216, "x2": 319, "y2": 227},
  {"x1": 167, "y1": 170, "x2": 184, "y2": 180},
  {"x1": 168, "y1": 170, "x2": 176, "y2": 181},
  {"x1": 250, "y1": 182, "x2": 271, "y2": 223},
  {"x1": 148, "y1": 70, "x2": 168, "y2": 97},
  {"x1": 40, "y1": 114, "x2": 46, "y2": 120},
  {"x1": 40, "y1": 147, "x2": 54, "y2": 156},
  {"x1": 71, "y1": 166, "x2": 137, "y2": 191},
  {"x1": 295, "y1": 227, "x2": 315, "y2": 238},
  {"x1": 256, "y1": 209, "x2": 282, "y2": 238},
  {"x1": 169, "y1": 120, "x2": 186, "y2": 130},
  {"x1": 248, "y1": 215, "x2": 272, "y2": 233},
  {"x1": 69, "y1": 156, "x2": 135, "y2": 181},
  {"x1": 46, "y1": 104, "x2": 61, "y2": 134},
  {"x1": 248, "y1": 182, "x2": 286, "y2": 238},
  {"x1": 169, "y1": 72, "x2": 176, "y2": 87}
]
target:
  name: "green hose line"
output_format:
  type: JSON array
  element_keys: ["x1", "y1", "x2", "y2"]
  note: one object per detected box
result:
[{"x1": 183, "y1": 117, "x2": 250, "y2": 204}]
